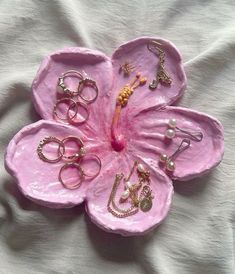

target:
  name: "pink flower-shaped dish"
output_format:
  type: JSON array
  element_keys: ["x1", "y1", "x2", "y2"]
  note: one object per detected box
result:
[{"x1": 5, "y1": 37, "x2": 224, "y2": 236}]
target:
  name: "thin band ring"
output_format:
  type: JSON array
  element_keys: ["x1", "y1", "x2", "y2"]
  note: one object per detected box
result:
[
  {"x1": 80, "y1": 154, "x2": 102, "y2": 179},
  {"x1": 57, "y1": 70, "x2": 84, "y2": 97},
  {"x1": 37, "y1": 136, "x2": 65, "y2": 163},
  {"x1": 77, "y1": 78, "x2": 98, "y2": 104},
  {"x1": 53, "y1": 98, "x2": 78, "y2": 122},
  {"x1": 59, "y1": 162, "x2": 85, "y2": 190},
  {"x1": 59, "y1": 136, "x2": 85, "y2": 162},
  {"x1": 67, "y1": 101, "x2": 90, "y2": 125}
]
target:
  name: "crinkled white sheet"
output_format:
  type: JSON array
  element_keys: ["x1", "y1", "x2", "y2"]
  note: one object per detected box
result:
[{"x1": 0, "y1": 1, "x2": 234, "y2": 273}]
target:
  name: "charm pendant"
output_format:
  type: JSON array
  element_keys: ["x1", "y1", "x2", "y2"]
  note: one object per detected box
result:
[
  {"x1": 139, "y1": 185, "x2": 154, "y2": 212},
  {"x1": 140, "y1": 197, "x2": 153, "y2": 212},
  {"x1": 149, "y1": 79, "x2": 158, "y2": 90}
]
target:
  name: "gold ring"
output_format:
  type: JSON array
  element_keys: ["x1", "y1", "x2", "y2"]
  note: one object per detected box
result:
[
  {"x1": 59, "y1": 162, "x2": 85, "y2": 189},
  {"x1": 77, "y1": 78, "x2": 98, "y2": 104},
  {"x1": 53, "y1": 98, "x2": 78, "y2": 122},
  {"x1": 59, "y1": 136, "x2": 85, "y2": 162},
  {"x1": 37, "y1": 136, "x2": 65, "y2": 163}
]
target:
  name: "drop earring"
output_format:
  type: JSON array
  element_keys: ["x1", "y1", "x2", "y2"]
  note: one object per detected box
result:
[
  {"x1": 159, "y1": 139, "x2": 191, "y2": 172},
  {"x1": 165, "y1": 119, "x2": 203, "y2": 142},
  {"x1": 147, "y1": 40, "x2": 172, "y2": 90}
]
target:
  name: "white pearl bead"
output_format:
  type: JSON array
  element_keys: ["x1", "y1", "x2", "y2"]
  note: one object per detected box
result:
[
  {"x1": 168, "y1": 118, "x2": 177, "y2": 128},
  {"x1": 121, "y1": 189, "x2": 130, "y2": 200},
  {"x1": 125, "y1": 181, "x2": 132, "y2": 189},
  {"x1": 165, "y1": 129, "x2": 175, "y2": 139},
  {"x1": 159, "y1": 154, "x2": 168, "y2": 163},
  {"x1": 137, "y1": 163, "x2": 145, "y2": 173},
  {"x1": 166, "y1": 160, "x2": 175, "y2": 172},
  {"x1": 57, "y1": 84, "x2": 64, "y2": 94}
]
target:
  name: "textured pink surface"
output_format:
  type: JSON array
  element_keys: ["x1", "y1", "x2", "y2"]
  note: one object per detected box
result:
[
  {"x1": 5, "y1": 37, "x2": 224, "y2": 235},
  {"x1": 5, "y1": 120, "x2": 95, "y2": 207},
  {"x1": 86, "y1": 161, "x2": 173, "y2": 236},
  {"x1": 130, "y1": 106, "x2": 224, "y2": 181}
]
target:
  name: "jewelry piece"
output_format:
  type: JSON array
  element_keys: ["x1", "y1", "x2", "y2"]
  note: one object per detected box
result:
[
  {"x1": 79, "y1": 154, "x2": 102, "y2": 179},
  {"x1": 53, "y1": 98, "x2": 77, "y2": 122},
  {"x1": 120, "y1": 161, "x2": 144, "y2": 203},
  {"x1": 136, "y1": 163, "x2": 150, "y2": 183},
  {"x1": 53, "y1": 98, "x2": 89, "y2": 125},
  {"x1": 139, "y1": 185, "x2": 154, "y2": 212},
  {"x1": 127, "y1": 162, "x2": 153, "y2": 212},
  {"x1": 59, "y1": 162, "x2": 85, "y2": 189},
  {"x1": 37, "y1": 136, "x2": 65, "y2": 163},
  {"x1": 116, "y1": 72, "x2": 147, "y2": 107},
  {"x1": 57, "y1": 70, "x2": 83, "y2": 97},
  {"x1": 67, "y1": 101, "x2": 90, "y2": 125},
  {"x1": 59, "y1": 156, "x2": 101, "y2": 189},
  {"x1": 107, "y1": 173, "x2": 139, "y2": 218},
  {"x1": 77, "y1": 77, "x2": 98, "y2": 104},
  {"x1": 159, "y1": 139, "x2": 191, "y2": 172},
  {"x1": 119, "y1": 62, "x2": 135, "y2": 76},
  {"x1": 37, "y1": 135, "x2": 101, "y2": 189},
  {"x1": 107, "y1": 161, "x2": 154, "y2": 218},
  {"x1": 59, "y1": 136, "x2": 85, "y2": 162},
  {"x1": 165, "y1": 118, "x2": 203, "y2": 142},
  {"x1": 57, "y1": 70, "x2": 98, "y2": 104},
  {"x1": 147, "y1": 40, "x2": 172, "y2": 90},
  {"x1": 119, "y1": 181, "x2": 142, "y2": 203}
]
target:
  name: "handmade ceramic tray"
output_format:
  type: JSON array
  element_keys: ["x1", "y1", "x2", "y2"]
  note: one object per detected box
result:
[{"x1": 5, "y1": 37, "x2": 224, "y2": 236}]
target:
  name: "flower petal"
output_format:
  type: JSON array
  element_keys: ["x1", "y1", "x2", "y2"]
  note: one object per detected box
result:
[
  {"x1": 5, "y1": 120, "x2": 108, "y2": 208},
  {"x1": 32, "y1": 47, "x2": 113, "y2": 139},
  {"x1": 112, "y1": 37, "x2": 187, "y2": 115},
  {"x1": 86, "y1": 153, "x2": 173, "y2": 236},
  {"x1": 5, "y1": 37, "x2": 224, "y2": 236},
  {"x1": 127, "y1": 106, "x2": 224, "y2": 181}
]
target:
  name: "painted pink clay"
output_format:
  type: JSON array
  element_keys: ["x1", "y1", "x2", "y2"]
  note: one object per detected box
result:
[{"x1": 5, "y1": 37, "x2": 224, "y2": 235}]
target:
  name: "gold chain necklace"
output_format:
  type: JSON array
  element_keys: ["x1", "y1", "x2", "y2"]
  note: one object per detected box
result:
[
  {"x1": 107, "y1": 162, "x2": 154, "y2": 218},
  {"x1": 107, "y1": 174, "x2": 139, "y2": 218}
]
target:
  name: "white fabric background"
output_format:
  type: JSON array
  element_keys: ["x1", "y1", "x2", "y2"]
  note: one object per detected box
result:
[{"x1": 0, "y1": 0, "x2": 234, "y2": 273}]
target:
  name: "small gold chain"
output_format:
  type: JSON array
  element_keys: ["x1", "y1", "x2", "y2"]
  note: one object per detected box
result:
[
  {"x1": 107, "y1": 174, "x2": 139, "y2": 218},
  {"x1": 107, "y1": 162, "x2": 154, "y2": 218}
]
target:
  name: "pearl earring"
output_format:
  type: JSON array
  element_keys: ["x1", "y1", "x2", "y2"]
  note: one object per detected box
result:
[
  {"x1": 165, "y1": 119, "x2": 203, "y2": 142},
  {"x1": 159, "y1": 139, "x2": 191, "y2": 172}
]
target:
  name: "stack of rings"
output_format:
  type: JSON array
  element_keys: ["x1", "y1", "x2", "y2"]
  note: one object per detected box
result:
[
  {"x1": 37, "y1": 136, "x2": 101, "y2": 189},
  {"x1": 54, "y1": 70, "x2": 99, "y2": 125}
]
